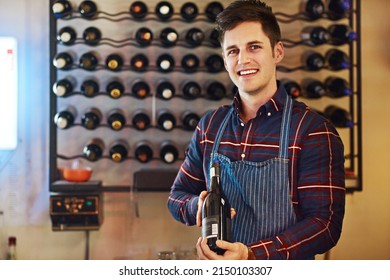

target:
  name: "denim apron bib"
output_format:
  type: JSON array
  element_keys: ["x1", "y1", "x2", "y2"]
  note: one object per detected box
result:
[{"x1": 210, "y1": 95, "x2": 296, "y2": 244}]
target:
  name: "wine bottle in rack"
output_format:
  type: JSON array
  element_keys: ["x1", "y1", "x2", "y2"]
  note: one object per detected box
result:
[
  {"x1": 160, "y1": 141, "x2": 179, "y2": 164},
  {"x1": 131, "y1": 53, "x2": 149, "y2": 72},
  {"x1": 53, "y1": 52, "x2": 74, "y2": 70},
  {"x1": 205, "y1": 81, "x2": 226, "y2": 101},
  {"x1": 184, "y1": 28, "x2": 205, "y2": 47},
  {"x1": 107, "y1": 108, "x2": 126, "y2": 131},
  {"x1": 202, "y1": 159, "x2": 232, "y2": 255},
  {"x1": 81, "y1": 107, "x2": 102, "y2": 130},
  {"x1": 81, "y1": 78, "x2": 99, "y2": 98},
  {"x1": 52, "y1": 0, "x2": 72, "y2": 19},
  {"x1": 106, "y1": 79, "x2": 125, "y2": 99},
  {"x1": 159, "y1": 27, "x2": 179, "y2": 47},
  {"x1": 79, "y1": 51, "x2": 99, "y2": 71},
  {"x1": 83, "y1": 138, "x2": 105, "y2": 162},
  {"x1": 204, "y1": 1, "x2": 224, "y2": 22},
  {"x1": 324, "y1": 105, "x2": 354, "y2": 128},
  {"x1": 157, "y1": 109, "x2": 176, "y2": 131},
  {"x1": 105, "y1": 53, "x2": 124, "y2": 72},
  {"x1": 57, "y1": 26, "x2": 77, "y2": 46},
  {"x1": 134, "y1": 141, "x2": 154, "y2": 163},
  {"x1": 131, "y1": 110, "x2": 151, "y2": 131},
  {"x1": 156, "y1": 53, "x2": 175, "y2": 73},
  {"x1": 300, "y1": 78, "x2": 326, "y2": 99},
  {"x1": 155, "y1": 1, "x2": 174, "y2": 21},
  {"x1": 182, "y1": 80, "x2": 201, "y2": 100},
  {"x1": 325, "y1": 48, "x2": 350, "y2": 71},
  {"x1": 54, "y1": 106, "x2": 77, "y2": 129},
  {"x1": 328, "y1": 24, "x2": 357, "y2": 46},
  {"x1": 181, "y1": 111, "x2": 200, "y2": 131},
  {"x1": 301, "y1": 50, "x2": 325, "y2": 71},
  {"x1": 300, "y1": 0, "x2": 325, "y2": 20},
  {"x1": 325, "y1": 76, "x2": 352, "y2": 97},
  {"x1": 135, "y1": 27, "x2": 153, "y2": 47},
  {"x1": 131, "y1": 79, "x2": 150, "y2": 99},
  {"x1": 129, "y1": 1, "x2": 148, "y2": 20},
  {"x1": 181, "y1": 54, "x2": 200, "y2": 73},
  {"x1": 82, "y1": 27, "x2": 101, "y2": 46},
  {"x1": 156, "y1": 79, "x2": 175, "y2": 100},
  {"x1": 281, "y1": 79, "x2": 301, "y2": 99},
  {"x1": 53, "y1": 76, "x2": 76, "y2": 97},
  {"x1": 205, "y1": 54, "x2": 224, "y2": 73},
  {"x1": 301, "y1": 26, "x2": 330, "y2": 46},
  {"x1": 180, "y1": 2, "x2": 199, "y2": 21},
  {"x1": 207, "y1": 28, "x2": 220, "y2": 47},
  {"x1": 109, "y1": 140, "x2": 129, "y2": 163},
  {"x1": 78, "y1": 0, "x2": 98, "y2": 19},
  {"x1": 326, "y1": 0, "x2": 351, "y2": 20}
]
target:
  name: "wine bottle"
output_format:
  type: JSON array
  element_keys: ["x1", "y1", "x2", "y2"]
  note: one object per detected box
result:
[
  {"x1": 80, "y1": 78, "x2": 99, "y2": 98},
  {"x1": 207, "y1": 28, "x2": 220, "y2": 47},
  {"x1": 79, "y1": 51, "x2": 99, "y2": 71},
  {"x1": 156, "y1": 53, "x2": 175, "y2": 72},
  {"x1": 52, "y1": 0, "x2": 72, "y2": 19},
  {"x1": 180, "y1": 2, "x2": 199, "y2": 21},
  {"x1": 155, "y1": 1, "x2": 174, "y2": 21},
  {"x1": 81, "y1": 107, "x2": 102, "y2": 130},
  {"x1": 82, "y1": 26, "x2": 101, "y2": 46},
  {"x1": 205, "y1": 54, "x2": 224, "y2": 73},
  {"x1": 160, "y1": 141, "x2": 179, "y2": 164},
  {"x1": 109, "y1": 140, "x2": 129, "y2": 163},
  {"x1": 157, "y1": 109, "x2": 176, "y2": 131},
  {"x1": 106, "y1": 80, "x2": 125, "y2": 99},
  {"x1": 57, "y1": 26, "x2": 77, "y2": 45},
  {"x1": 131, "y1": 79, "x2": 150, "y2": 99},
  {"x1": 301, "y1": 0, "x2": 325, "y2": 20},
  {"x1": 83, "y1": 138, "x2": 105, "y2": 162},
  {"x1": 325, "y1": 48, "x2": 350, "y2": 70},
  {"x1": 328, "y1": 24, "x2": 357, "y2": 46},
  {"x1": 156, "y1": 80, "x2": 175, "y2": 100},
  {"x1": 301, "y1": 51, "x2": 325, "y2": 71},
  {"x1": 326, "y1": 0, "x2": 351, "y2": 20},
  {"x1": 324, "y1": 105, "x2": 354, "y2": 128},
  {"x1": 205, "y1": 81, "x2": 226, "y2": 101},
  {"x1": 134, "y1": 141, "x2": 154, "y2": 163},
  {"x1": 181, "y1": 54, "x2": 200, "y2": 73},
  {"x1": 182, "y1": 81, "x2": 201, "y2": 99},
  {"x1": 204, "y1": 1, "x2": 224, "y2": 22},
  {"x1": 202, "y1": 160, "x2": 232, "y2": 255},
  {"x1": 135, "y1": 27, "x2": 153, "y2": 46},
  {"x1": 6, "y1": 236, "x2": 17, "y2": 260},
  {"x1": 181, "y1": 111, "x2": 200, "y2": 131},
  {"x1": 53, "y1": 76, "x2": 75, "y2": 97},
  {"x1": 281, "y1": 79, "x2": 301, "y2": 99},
  {"x1": 129, "y1": 1, "x2": 148, "y2": 20},
  {"x1": 325, "y1": 76, "x2": 352, "y2": 97},
  {"x1": 184, "y1": 28, "x2": 205, "y2": 47},
  {"x1": 132, "y1": 110, "x2": 151, "y2": 131},
  {"x1": 53, "y1": 52, "x2": 74, "y2": 70},
  {"x1": 301, "y1": 26, "x2": 330, "y2": 46},
  {"x1": 54, "y1": 106, "x2": 77, "y2": 129},
  {"x1": 159, "y1": 27, "x2": 178, "y2": 47},
  {"x1": 131, "y1": 53, "x2": 149, "y2": 72},
  {"x1": 105, "y1": 53, "x2": 124, "y2": 72},
  {"x1": 301, "y1": 78, "x2": 326, "y2": 99},
  {"x1": 107, "y1": 108, "x2": 126, "y2": 131},
  {"x1": 78, "y1": 0, "x2": 98, "y2": 19}
]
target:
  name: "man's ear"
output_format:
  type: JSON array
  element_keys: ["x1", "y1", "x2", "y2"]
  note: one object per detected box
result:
[{"x1": 274, "y1": 41, "x2": 284, "y2": 63}]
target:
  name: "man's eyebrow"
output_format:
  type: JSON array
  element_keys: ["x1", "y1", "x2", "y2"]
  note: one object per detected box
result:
[{"x1": 224, "y1": 40, "x2": 264, "y2": 51}]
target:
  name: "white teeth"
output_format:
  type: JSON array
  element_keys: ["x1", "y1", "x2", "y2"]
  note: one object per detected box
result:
[{"x1": 239, "y1": 69, "x2": 257, "y2": 76}]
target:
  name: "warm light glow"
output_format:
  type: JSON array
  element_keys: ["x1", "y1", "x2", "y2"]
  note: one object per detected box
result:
[{"x1": 0, "y1": 37, "x2": 18, "y2": 149}]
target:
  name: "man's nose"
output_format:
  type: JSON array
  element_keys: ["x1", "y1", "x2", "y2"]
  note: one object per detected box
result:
[{"x1": 238, "y1": 50, "x2": 251, "y2": 64}]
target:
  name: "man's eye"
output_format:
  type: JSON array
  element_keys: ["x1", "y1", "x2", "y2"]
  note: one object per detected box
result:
[
  {"x1": 250, "y1": 45, "x2": 261, "y2": 50},
  {"x1": 227, "y1": 49, "x2": 237, "y2": 55}
]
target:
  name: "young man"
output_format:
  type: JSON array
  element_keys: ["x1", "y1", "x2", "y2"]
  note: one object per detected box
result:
[{"x1": 167, "y1": 0, "x2": 345, "y2": 260}]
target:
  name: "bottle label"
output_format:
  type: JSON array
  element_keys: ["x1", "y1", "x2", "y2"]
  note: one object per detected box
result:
[{"x1": 202, "y1": 216, "x2": 219, "y2": 238}]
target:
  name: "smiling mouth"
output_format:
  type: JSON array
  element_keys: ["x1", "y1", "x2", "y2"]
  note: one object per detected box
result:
[{"x1": 238, "y1": 69, "x2": 258, "y2": 76}]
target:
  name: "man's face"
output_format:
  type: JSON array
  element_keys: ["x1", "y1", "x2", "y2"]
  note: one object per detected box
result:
[{"x1": 222, "y1": 21, "x2": 284, "y2": 97}]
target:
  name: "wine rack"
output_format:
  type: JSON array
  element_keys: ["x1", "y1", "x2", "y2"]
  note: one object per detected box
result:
[{"x1": 49, "y1": 0, "x2": 362, "y2": 230}]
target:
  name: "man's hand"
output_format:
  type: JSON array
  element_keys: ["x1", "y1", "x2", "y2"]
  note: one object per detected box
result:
[{"x1": 196, "y1": 237, "x2": 249, "y2": 260}]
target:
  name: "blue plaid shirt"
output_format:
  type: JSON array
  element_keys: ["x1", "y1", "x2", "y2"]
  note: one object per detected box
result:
[{"x1": 167, "y1": 82, "x2": 346, "y2": 259}]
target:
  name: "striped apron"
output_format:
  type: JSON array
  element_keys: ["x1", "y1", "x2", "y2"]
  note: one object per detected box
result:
[{"x1": 210, "y1": 95, "x2": 296, "y2": 244}]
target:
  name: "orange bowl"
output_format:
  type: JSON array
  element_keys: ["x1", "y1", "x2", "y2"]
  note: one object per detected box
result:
[{"x1": 63, "y1": 168, "x2": 92, "y2": 182}]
